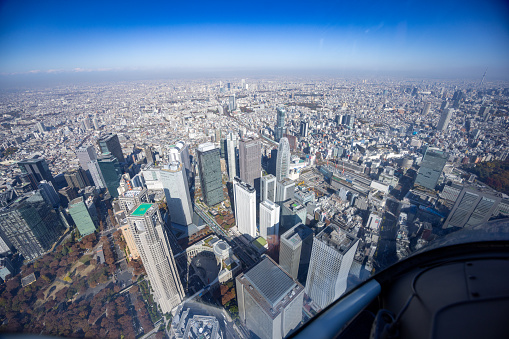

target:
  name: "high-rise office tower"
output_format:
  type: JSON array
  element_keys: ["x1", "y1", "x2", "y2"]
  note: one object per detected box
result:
[
  {"x1": 229, "y1": 94, "x2": 236, "y2": 111},
  {"x1": 421, "y1": 102, "x2": 431, "y2": 115},
  {"x1": 68, "y1": 196, "x2": 98, "y2": 237},
  {"x1": 276, "y1": 137, "x2": 291, "y2": 182},
  {"x1": 97, "y1": 153, "x2": 123, "y2": 198},
  {"x1": 261, "y1": 174, "x2": 277, "y2": 203},
  {"x1": 36, "y1": 121, "x2": 45, "y2": 134},
  {"x1": 168, "y1": 142, "x2": 192, "y2": 185},
  {"x1": 142, "y1": 162, "x2": 193, "y2": 226},
  {"x1": 305, "y1": 224, "x2": 359, "y2": 309},
  {"x1": 280, "y1": 223, "x2": 313, "y2": 284},
  {"x1": 440, "y1": 100, "x2": 449, "y2": 110},
  {"x1": 38, "y1": 180, "x2": 60, "y2": 207},
  {"x1": 196, "y1": 143, "x2": 224, "y2": 206},
  {"x1": 442, "y1": 186, "x2": 503, "y2": 229},
  {"x1": 118, "y1": 187, "x2": 149, "y2": 214},
  {"x1": 0, "y1": 190, "x2": 66, "y2": 260},
  {"x1": 239, "y1": 138, "x2": 261, "y2": 190},
  {"x1": 18, "y1": 158, "x2": 54, "y2": 189},
  {"x1": 76, "y1": 145, "x2": 97, "y2": 171},
  {"x1": 127, "y1": 203, "x2": 184, "y2": 313},
  {"x1": 144, "y1": 145, "x2": 154, "y2": 165},
  {"x1": 437, "y1": 108, "x2": 453, "y2": 131},
  {"x1": 299, "y1": 121, "x2": 309, "y2": 137},
  {"x1": 98, "y1": 133, "x2": 125, "y2": 163},
  {"x1": 274, "y1": 107, "x2": 286, "y2": 142},
  {"x1": 234, "y1": 177, "x2": 257, "y2": 240},
  {"x1": 478, "y1": 105, "x2": 490, "y2": 118},
  {"x1": 92, "y1": 117, "x2": 100, "y2": 130},
  {"x1": 343, "y1": 114, "x2": 355, "y2": 128},
  {"x1": 276, "y1": 178, "x2": 295, "y2": 206},
  {"x1": 236, "y1": 256, "x2": 304, "y2": 339},
  {"x1": 58, "y1": 186, "x2": 77, "y2": 207},
  {"x1": 88, "y1": 160, "x2": 106, "y2": 189},
  {"x1": 414, "y1": 149, "x2": 448, "y2": 190},
  {"x1": 259, "y1": 199, "x2": 280, "y2": 240},
  {"x1": 280, "y1": 199, "x2": 307, "y2": 233},
  {"x1": 335, "y1": 114, "x2": 344, "y2": 125},
  {"x1": 64, "y1": 168, "x2": 91, "y2": 190},
  {"x1": 226, "y1": 133, "x2": 238, "y2": 181}
]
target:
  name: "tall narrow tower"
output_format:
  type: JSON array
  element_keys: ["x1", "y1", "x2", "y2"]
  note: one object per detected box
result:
[
  {"x1": 239, "y1": 138, "x2": 261, "y2": 190},
  {"x1": 276, "y1": 137, "x2": 290, "y2": 182},
  {"x1": 127, "y1": 203, "x2": 184, "y2": 313},
  {"x1": 275, "y1": 107, "x2": 286, "y2": 142}
]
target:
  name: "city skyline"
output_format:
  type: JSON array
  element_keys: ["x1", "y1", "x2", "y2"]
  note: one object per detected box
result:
[{"x1": 0, "y1": 0, "x2": 508, "y2": 82}]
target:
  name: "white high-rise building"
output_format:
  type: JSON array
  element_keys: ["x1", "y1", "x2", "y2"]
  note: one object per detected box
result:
[
  {"x1": 276, "y1": 137, "x2": 291, "y2": 182},
  {"x1": 261, "y1": 174, "x2": 277, "y2": 203},
  {"x1": 76, "y1": 145, "x2": 97, "y2": 171},
  {"x1": 127, "y1": 203, "x2": 184, "y2": 313},
  {"x1": 168, "y1": 142, "x2": 192, "y2": 184},
  {"x1": 226, "y1": 133, "x2": 238, "y2": 181},
  {"x1": 259, "y1": 200, "x2": 280, "y2": 240},
  {"x1": 87, "y1": 160, "x2": 105, "y2": 188},
  {"x1": 142, "y1": 162, "x2": 193, "y2": 226},
  {"x1": 276, "y1": 178, "x2": 295, "y2": 206},
  {"x1": 305, "y1": 224, "x2": 359, "y2": 310},
  {"x1": 233, "y1": 177, "x2": 257, "y2": 240}
]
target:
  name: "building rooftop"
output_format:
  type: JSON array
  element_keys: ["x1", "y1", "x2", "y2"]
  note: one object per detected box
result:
[
  {"x1": 316, "y1": 223, "x2": 358, "y2": 254},
  {"x1": 243, "y1": 257, "x2": 296, "y2": 307},
  {"x1": 282, "y1": 223, "x2": 313, "y2": 248},
  {"x1": 131, "y1": 203, "x2": 153, "y2": 216}
]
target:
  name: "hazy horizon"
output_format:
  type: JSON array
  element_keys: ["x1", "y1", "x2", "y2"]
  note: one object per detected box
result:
[{"x1": 1, "y1": 0, "x2": 508, "y2": 87}]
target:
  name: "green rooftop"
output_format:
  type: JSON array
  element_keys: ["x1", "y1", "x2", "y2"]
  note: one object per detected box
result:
[
  {"x1": 252, "y1": 237, "x2": 267, "y2": 249},
  {"x1": 131, "y1": 203, "x2": 153, "y2": 216}
]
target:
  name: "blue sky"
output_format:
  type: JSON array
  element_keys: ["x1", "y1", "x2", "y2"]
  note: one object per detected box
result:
[{"x1": 1, "y1": 0, "x2": 508, "y2": 77}]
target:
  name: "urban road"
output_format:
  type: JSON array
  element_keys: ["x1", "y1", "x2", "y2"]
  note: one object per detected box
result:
[{"x1": 194, "y1": 204, "x2": 258, "y2": 268}]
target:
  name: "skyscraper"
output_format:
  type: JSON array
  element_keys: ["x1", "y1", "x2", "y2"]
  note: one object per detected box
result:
[
  {"x1": 280, "y1": 199, "x2": 307, "y2": 233},
  {"x1": 299, "y1": 121, "x2": 309, "y2": 138},
  {"x1": 97, "y1": 153, "x2": 123, "y2": 198},
  {"x1": 274, "y1": 107, "x2": 286, "y2": 142},
  {"x1": 0, "y1": 190, "x2": 66, "y2": 260},
  {"x1": 229, "y1": 94, "x2": 236, "y2": 111},
  {"x1": 144, "y1": 145, "x2": 154, "y2": 164},
  {"x1": 437, "y1": 108, "x2": 453, "y2": 131},
  {"x1": 87, "y1": 160, "x2": 106, "y2": 189},
  {"x1": 76, "y1": 145, "x2": 97, "y2": 171},
  {"x1": 142, "y1": 162, "x2": 193, "y2": 226},
  {"x1": 239, "y1": 138, "x2": 261, "y2": 190},
  {"x1": 259, "y1": 199, "x2": 280, "y2": 240},
  {"x1": 68, "y1": 196, "x2": 98, "y2": 237},
  {"x1": 305, "y1": 224, "x2": 359, "y2": 310},
  {"x1": 421, "y1": 102, "x2": 431, "y2": 115},
  {"x1": 261, "y1": 174, "x2": 277, "y2": 203},
  {"x1": 18, "y1": 158, "x2": 54, "y2": 189},
  {"x1": 276, "y1": 178, "x2": 295, "y2": 206},
  {"x1": 196, "y1": 143, "x2": 224, "y2": 206},
  {"x1": 64, "y1": 168, "x2": 91, "y2": 190},
  {"x1": 414, "y1": 149, "x2": 448, "y2": 190},
  {"x1": 442, "y1": 186, "x2": 503, "y2": 229},
  {"x1": 280, "y1": 223, "x2": 313, "y2": 284},
  {"x1": 127, "y1": 203, "x2": 184, "y2": 313},
  {"x1": 38, "y1": 180, "x2": 60, "y2": 207},
  {"x1": 236, "y1": 256, "x2": 304, "y2": 339},
  {"x1": 98, "y1": 133, "x2": 125, "y2": 163},
  {"x1": 234, "y1": 177, "x2": 257, "y2": 240},
  {"x1": 276, "y1": 137, "x2": 291, "y2": 182},
  {"x1": 226, "y1": 133, "x2": 238, "y2": 181},
  {"x1": 168, "y1": 142, "x2": 192, "y2": 184}
]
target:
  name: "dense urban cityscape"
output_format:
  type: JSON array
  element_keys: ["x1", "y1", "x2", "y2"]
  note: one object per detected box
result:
[{"x1": 0, "y1": 76, "x2": 508, "y2": 338}]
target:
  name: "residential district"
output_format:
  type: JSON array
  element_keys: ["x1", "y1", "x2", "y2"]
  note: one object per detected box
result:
[{"x1": 0, "y1": 77, "x2": 508, "y2": 339}]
